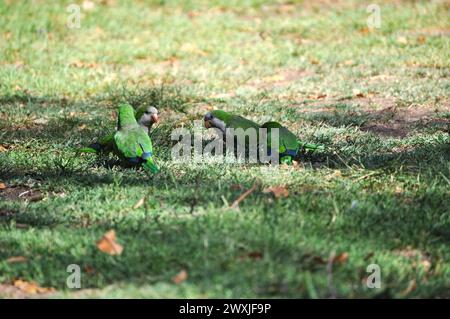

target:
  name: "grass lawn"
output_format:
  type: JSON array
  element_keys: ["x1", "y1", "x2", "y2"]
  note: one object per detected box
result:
[{"x1": 0, "y1": 0, "x2": 449, "y2": 298}]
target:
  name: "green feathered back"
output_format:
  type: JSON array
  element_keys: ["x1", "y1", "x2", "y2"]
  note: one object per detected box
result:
[
  {"x1": 261, "y1": 121, "x2": 324, "y2": 163},
  {"x1": 262, "y1": 121, "x2": 299, "y2": 154},
  {"x1": 113, "y1": 104, "x2": 159, "y2": 173},
  {"x1": 211, "y1": 110, "x2": 260, "y2": 131}
]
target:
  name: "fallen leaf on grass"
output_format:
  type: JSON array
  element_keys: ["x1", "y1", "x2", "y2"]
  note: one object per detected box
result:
[
  {"x1": 333, "y1": 252, "x2": 349, "y2": 264},
  {"x1": 352, "y1": 89, "x2": 365, "y2": 98},
  {"x1": 13, "y1": 279, "x2": 55, "y2": 295},
  {"x1": 238, "y1": 251, "x2": 263, "y2": 261},
  {"x1": 417, "y1": 35, "x2": 426, "y2": 44},
  {"x1": 96, "y1": 230, "x2": 123, "y2": 255},
  {"x1": 7, "y1": 256, "x2": 27, "y2": 264},
  {"x1": 172, "y1": 270, "x2": 188, "y2": 284},
  {"x1": 308, "y1": 93, "x2": 327, "y2": 99},
  {"x1": 133, "y1": 197, "x2": 145, "y2": 209},
  {"x1": 263, "y1": 185, "x2": 289, "y2": 198},
  {"x1": 70, "y1": 60, "x2": 98, "y2": 68}
]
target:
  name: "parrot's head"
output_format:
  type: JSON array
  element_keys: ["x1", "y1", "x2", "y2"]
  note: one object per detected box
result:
[
  {"x1": 137, "y1": 106, "x2": 159, "y2": 129},
  {"x1": 204, "y1": 110, "x2": 228, "y2": 133}
]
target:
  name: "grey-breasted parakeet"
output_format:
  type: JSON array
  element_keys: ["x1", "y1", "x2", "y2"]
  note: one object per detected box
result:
[
  {"x1": 203, "y1": 110, "x2": 260, "y2": 134},
  {"x1": 112, "y1": 103, "x2": 159, "y2": 173},
  {"x1": 81, "y1": 105, "x2": 158, "y2": 154}
]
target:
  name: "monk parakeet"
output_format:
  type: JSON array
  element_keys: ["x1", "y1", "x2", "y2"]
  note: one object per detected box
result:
[
  {"x1": 112, "y1": 103, "x2": 159, "y2": 173},
  {"x1": 135, "y1": 105, "x2": 159, "y2": 134},
  {"x1": 261, "y1": 121, "x2": 324, "y2": 164},
  {"x1": 203, "y1": 110, "x2": 260, "y2": 134},
  {"x1": 81, "y1": 105, "x2": 158, "y2": 154}
]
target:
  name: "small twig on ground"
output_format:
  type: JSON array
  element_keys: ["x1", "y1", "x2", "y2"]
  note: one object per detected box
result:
[{"x1": 230, "y1": 183, "x2": 259, "y2": 209}]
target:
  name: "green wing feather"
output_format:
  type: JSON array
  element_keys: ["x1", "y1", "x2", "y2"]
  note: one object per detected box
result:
[
  {"x1": 261, "y1": 121, "x2": 324, "y2": 163},
  {"x1": 114, "y1": 104, "x2": 159, "y2": 173},
  {"x1": 227, "y1": 115, "x2": 261, "y2": 131}
]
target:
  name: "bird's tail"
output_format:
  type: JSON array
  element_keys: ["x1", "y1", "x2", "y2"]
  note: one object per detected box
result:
[
  {"x1": 77, "y1": 143, "x2": 103, "y2": 154},
  {"x1": 142, "y1": 157, "x2": 159, "y2": 174},
  {"x1": 298, "y1": 141, "x2": 325, "y2": 152}
]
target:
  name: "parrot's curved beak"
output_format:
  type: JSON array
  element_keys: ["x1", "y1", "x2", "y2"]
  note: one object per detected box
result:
[
  {"x1": 151, "y1": 114, "x2": 159, "y2": 123},
  {"x1": 204, "y1": 119, "x2": 211, "y2": 128}
]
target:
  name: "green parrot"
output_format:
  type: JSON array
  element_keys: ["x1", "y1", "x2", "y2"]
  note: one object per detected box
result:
[
  {"x1": 261, "y1": 121, "x2": 324, "y2": 164},
  {"x1": 80, "y1": 105, "x2": 158, "y2": 154},
  {"x1": 203, "y1": 110, "x2": 260, "y2": 133},
  {"x1": 203, "y1": 110, "x2": 261, "y2": 158},
  {"x1": 112, "y1": 103, "x2": 159, "y2": 173}
]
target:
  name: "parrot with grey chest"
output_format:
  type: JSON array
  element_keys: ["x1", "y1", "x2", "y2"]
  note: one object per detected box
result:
[
  {"x1": 80, "y1": 105, "x2": 158, "y2": 154},
  {"x1": 203, "y1": 110, "x2": 261, "y2": 158},
  {"x1": 112, "y1": 103, "x2": 159, "y2": 173}
]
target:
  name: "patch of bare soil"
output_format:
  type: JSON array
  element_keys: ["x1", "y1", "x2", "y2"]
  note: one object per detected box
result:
[
  {"x1": 292, "y1": 94, "x2": 449, "y2": 137},
  {"x1": 0, "y1": 282, "x2": 56, "y2": 299},
  {"x1": 0, "y1": 186, "x2": 44, "y2": 202},
  {"x1": 361, "y1": 106, "x2": 445, "y2": 138},
  {"x1": 0, "y1": 284, "x2": 30, "y2": 299}
]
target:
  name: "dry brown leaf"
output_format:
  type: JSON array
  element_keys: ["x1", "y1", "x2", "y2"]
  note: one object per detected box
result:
[
  {"x1": 263, "y1": 185, "x2": 289, "y2": 198},
  {"x1": 172, "y1": 270, "x2": 188, "y2": 284},
  {"x1": 317, "y1": 94, "x2": 327, "y2": 99},
  {"x1": 352, "y1": 89, "x2": 365, "y2": 98},
  {"x1": 7, "y1": 256, "x2": 27, "y2": 264},
  {"x1": 96, "y1": 230, "x2": 123, "y2": 255},
  {"x1": 133, "y1": 197, "x2": 145, "y2": 209},
  {"x1": 417, "y1": 35, "x2": 426, "y2": 44},
  {"x1": 359, "y1": 27, "x2": 370, "y2": 34},
  {"x1": 13, "y1": 279, "x2": 55, "y2": 295},
  {"x1": 70, "y1": 60, "x2": 98, "y2": 69},
  {"x1": 0, "y1": 182, "x2": 6, "y2": 190},
  {"x1": 238, "y1": 251, "x2": 263, "y2": 261},
  {"x1": 333, "y1": 252, "x2": 349, "y2": 264}
]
